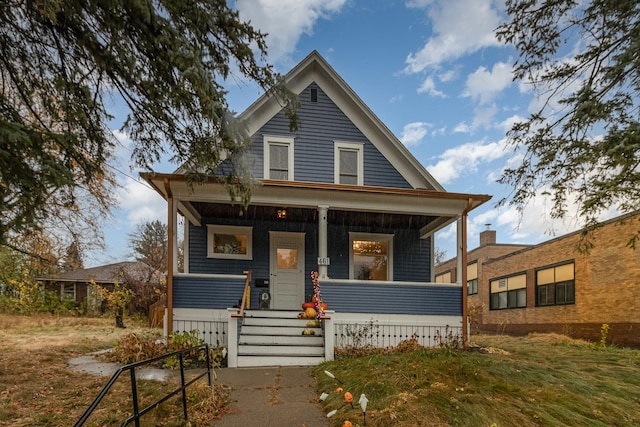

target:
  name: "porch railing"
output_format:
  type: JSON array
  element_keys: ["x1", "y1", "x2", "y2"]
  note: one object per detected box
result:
[
  {"x1": 74, "y1": 344, "x2": 212, "y2": 427},
  {"x1": 231, "y1": 270, "x2": 252, "y2": 319}
]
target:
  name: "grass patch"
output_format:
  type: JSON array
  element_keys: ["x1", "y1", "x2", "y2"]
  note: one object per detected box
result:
[
  {"x1": 0, "y1": 313, "x2": 228, "y2": 426},
  {"x1": 315, "y1": 334, "x2": 640, "y2": 426}
]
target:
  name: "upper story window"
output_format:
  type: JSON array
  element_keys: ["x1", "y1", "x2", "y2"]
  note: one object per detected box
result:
[
  {"x1": 334, "y1": 141, "x2": 363, "y2": 185},
  {"x1": 349, "y1": 232, "x2": 393, "y2": 281},
  {"x1": 264, "y1": 136, "x2": 294, "y2": 180},
  {"x1": 536, "y1": 262, "x2": 575, "y2": 306},
  {"x1": 467, "y1": 261, "x2": 478, "y2": 295},
  {"x1": 490, "y1": 273, "x2": 526, "y2": 310}
]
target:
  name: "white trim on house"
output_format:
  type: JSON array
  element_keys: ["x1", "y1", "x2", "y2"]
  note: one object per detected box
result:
[
  {"x1": 206, "y1": 225, "x2": 253, "y2": 260},
  {"x1": 240, "y1": 51, "x2": 444, "y2": 191},
  {"x1": 334, "y1": 141, "x2": 364, "y2": 185},
  {"x1": 263, "y1": 135, "x2": 294, "y2": 180}
]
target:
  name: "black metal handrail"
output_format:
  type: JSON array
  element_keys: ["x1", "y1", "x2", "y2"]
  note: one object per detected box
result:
[{"x1": 74, "y1": 343, "x2": 212, "y2": 427}]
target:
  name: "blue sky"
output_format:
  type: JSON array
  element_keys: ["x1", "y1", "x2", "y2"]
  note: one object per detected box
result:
[{"x1": 90, "y1": 0, "x2": 613, "y2": 267}]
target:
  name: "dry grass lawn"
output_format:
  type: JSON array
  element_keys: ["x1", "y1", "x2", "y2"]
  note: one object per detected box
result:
[{"x1": 0, "y1": 314, "x2": 215, "y2": 426}]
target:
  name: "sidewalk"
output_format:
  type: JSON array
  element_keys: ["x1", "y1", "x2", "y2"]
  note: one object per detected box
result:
[{"x1": 213, "y1": 366, "x2": 330, "y2": 427}]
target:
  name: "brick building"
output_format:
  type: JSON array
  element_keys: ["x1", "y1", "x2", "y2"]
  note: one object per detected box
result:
[{"x1": 435, "y1": 212, "x2": 640, "y2": 347}]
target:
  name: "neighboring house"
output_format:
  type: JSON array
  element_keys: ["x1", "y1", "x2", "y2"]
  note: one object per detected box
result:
[
  {"x1": 40, "y1": 261, "x2": 161, "y2": 311},
  {"x1": 435, "y1": 212, "x2": 640, "y2": 348},
  {"x1": 142, "y1": 51, "x2": 491, "y2": 367}
]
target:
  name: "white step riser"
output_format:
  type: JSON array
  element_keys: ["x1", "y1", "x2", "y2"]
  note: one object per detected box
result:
[
  {"x1": 243, "y1": 310, "x2": 302, "y2": 319},
  {"x1": 243, "y1": 317, "x2": 316, "y2": 327},
  {"x1": 238, "y1": 345, "x2": 324, "y2": 356},
  {"x1": 237, "y1": 355, "x2": 324, "y2": 367},
  {"x1": 241, "y1": 325, "x2": 323, "y2": 336},
  {"x1": 240, "y1": 335, "x2": 324, "y2": 346}
]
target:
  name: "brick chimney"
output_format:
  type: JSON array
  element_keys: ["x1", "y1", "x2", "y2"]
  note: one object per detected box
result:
[{"x1": 480, "y1": 228, "x2": 496, "y2": 246}]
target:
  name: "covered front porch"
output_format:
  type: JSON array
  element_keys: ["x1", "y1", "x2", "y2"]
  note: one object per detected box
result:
[{"x1": 145, "y1": 174, "x2": 490, "y2": 366}]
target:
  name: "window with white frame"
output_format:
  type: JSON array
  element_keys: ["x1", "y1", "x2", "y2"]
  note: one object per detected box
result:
[
  {"x1": 264, "y1": 136, "x2": 294, "y2": 180},
  {"x1": 207, "y1": 225, "x2": 253, "y2": 259},
  {"x1": 334, "y1": 141, "x2": 363, "y2": 185},
  {"x1": 349, "y1": 232, "x2": 393, "y2": 281}
]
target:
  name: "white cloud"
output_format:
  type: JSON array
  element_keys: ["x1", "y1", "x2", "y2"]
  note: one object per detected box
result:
[
  {"x1": 117, "y1": 178, "x2": 167, "y2": 224},
  {"x1": 472, "y1": 104, "x2": 498, "y2": 129},
  {"x1": 417, "y1": 76, "x2": 447, "y2": 97},
  {"x1": 453, "y1": 122, "x2": 472, "y2": 134},
  {"x1": 236, "y1": 0, "x2": 347, "y2": 65},
  {"x1": 497, "y1": 114, "x2": 525, "y2": 133},
  {"x1": 427, "y1": 138, "x2": 508, "y2": 185},
  {"x1": 462, "y1": 62, "x2": 513, "y2": 105},
  {"x1": 400, "y1": 122, "x2": 431, "y2": 146},
  {"x1": 404, "y1": 0, "x2": 502, "y2": 73}
]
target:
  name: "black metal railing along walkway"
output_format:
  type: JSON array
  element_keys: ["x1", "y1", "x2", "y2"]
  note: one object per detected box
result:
[{"x1": 74, "y1": 344, "x2": 212, "y2": 427}]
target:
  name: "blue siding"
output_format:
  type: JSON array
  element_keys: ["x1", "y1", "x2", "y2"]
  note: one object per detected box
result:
[
  {"x1": 183, "y1": 216, "x2": 432, "y2": 309},
  {"x1": 173, "y1": 275, "x2": 246, "y2": 309},
  {"x1": 321, "y1": 282, "x2": 462, "y2": 316},
  {"x1": 250, "y1": 83, "x2": 412, "y2": 188},
  {"x1": 326, "y1": 224, "x2": 432, "y2": 282}
]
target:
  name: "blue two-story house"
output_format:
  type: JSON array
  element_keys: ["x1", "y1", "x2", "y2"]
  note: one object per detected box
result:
[{"x1": 142, "y1": 51, "x2": 490, "y2": 367}]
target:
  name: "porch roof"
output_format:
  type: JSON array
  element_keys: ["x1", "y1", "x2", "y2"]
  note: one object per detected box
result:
[{"x1": 141, "y1": 173, "x2": 491, "y2": 236}]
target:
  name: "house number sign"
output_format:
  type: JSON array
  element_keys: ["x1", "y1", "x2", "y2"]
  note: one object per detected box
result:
[{"x1": 317, "y1": 257, "x2": 331, "y2": 266}]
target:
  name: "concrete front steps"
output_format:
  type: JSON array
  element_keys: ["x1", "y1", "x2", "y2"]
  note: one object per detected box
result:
[{"x1": 237, "y1": 310, "x2": 324, "y2": 367}]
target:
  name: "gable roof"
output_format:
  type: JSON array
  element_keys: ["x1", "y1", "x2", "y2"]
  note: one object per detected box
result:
[
  {"x1": 39, "y1": 261, "x2": 161, "y2": 284},
  {"x1": 240, "y1": 50, "x2": 445, "y2": 191}
]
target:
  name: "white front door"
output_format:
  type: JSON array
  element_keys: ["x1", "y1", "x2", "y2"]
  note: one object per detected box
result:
[{"x1": 270, "y1": 232, "x2": 305, "y2": 310}]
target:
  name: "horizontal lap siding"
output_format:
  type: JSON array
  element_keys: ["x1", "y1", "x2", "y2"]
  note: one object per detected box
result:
[
  {"x1": 327, "y1": 224, "x2": 431, "y2": 281},
  {"x1": 173, "y1": 276, "x2": 246, "y2": 309},
  {"x1": 253, "y1": 83, "x2": 411, "y2": 188},
  {"x1": 322, "y1": 283, "x2": 461, "y2": 315}
]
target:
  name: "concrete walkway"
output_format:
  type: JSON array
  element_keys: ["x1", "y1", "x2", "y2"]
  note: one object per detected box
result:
[{"x1": 213, "y1": 366, "x2": 330, "y2": 427}]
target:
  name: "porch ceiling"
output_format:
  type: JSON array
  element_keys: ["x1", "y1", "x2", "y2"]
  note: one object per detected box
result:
[
  {"x1": 141, "y1": 173, "x2": 491, "y2": 236},
  {"x1": 189, "y1": 202, "x2": 438, "y2": 230}
]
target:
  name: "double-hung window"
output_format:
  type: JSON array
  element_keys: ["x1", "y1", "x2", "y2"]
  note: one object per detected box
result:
[
  {"x1": 349, "y1": 232, "x2": 393, "y2": 281},
  {"x1": 536, "y1": 262, "x2": 575, "y2": 306},
  {"x1": 334, "y1": 142, "x2": 363, "y2": 185},
  {"x1": 264, "y1": 136, "x2": 294, "y2": 180},
  {"x1": 467, "y1": 261, "x2": 478, "y2": 295},
  {"x1": 490, "y1": 273, "x2": 526, "y2": 310}
]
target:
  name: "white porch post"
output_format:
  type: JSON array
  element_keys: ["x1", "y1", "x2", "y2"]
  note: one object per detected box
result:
[
  {"x1": 318, "y1": 205, "x2": 329, "y2": 279},
  {"x1": 323, "y1": 311, "x2": 335, "y2": 361},
  {"x1": 227, "y1": 309, "x2": 239, "y2": 368}
]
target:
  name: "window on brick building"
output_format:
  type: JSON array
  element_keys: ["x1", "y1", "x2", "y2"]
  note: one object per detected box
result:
[
  {"x1": 536, "y1": 262, "x2": 575, "y2": 306},
  {"x1": 435, "y1": 271, "x2": 452, "y2": 283},
  {"x1": 467, "y1": 261, "x2": 478, "y2": 295},
  {"x1": 490, "y1": 273, "x2": 526, "y2": 310}
]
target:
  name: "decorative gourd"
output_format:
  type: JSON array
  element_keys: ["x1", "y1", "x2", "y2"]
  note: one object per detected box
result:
[{"x1": 304, "y1": 307, "x2": 316, "y2": 318}]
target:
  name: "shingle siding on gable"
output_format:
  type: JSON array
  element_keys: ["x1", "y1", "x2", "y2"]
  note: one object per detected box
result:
[{"x1": 251, "y1": 83, "x2": 412, "y2": 188}]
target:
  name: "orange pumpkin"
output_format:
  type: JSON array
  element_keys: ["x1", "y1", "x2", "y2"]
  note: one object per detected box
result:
[
  {"x1": 301, "y1": 302, "x2": 314, "y2": 310},
  {"x1": 304, "y1": 307, "x2": 317, "y2": 318},
  {"x1": 342, "y1": 421, "x2": 353, "y2": 427},
  {"x1": 335, "y1": 387, "x2": 343, "y2": 393},
  {"x1": 344, "y1": 392, "x2": 353, "y2": 403},
  {"x1": 320, "y1": 302, "x2": 329, "y2": 310}
]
